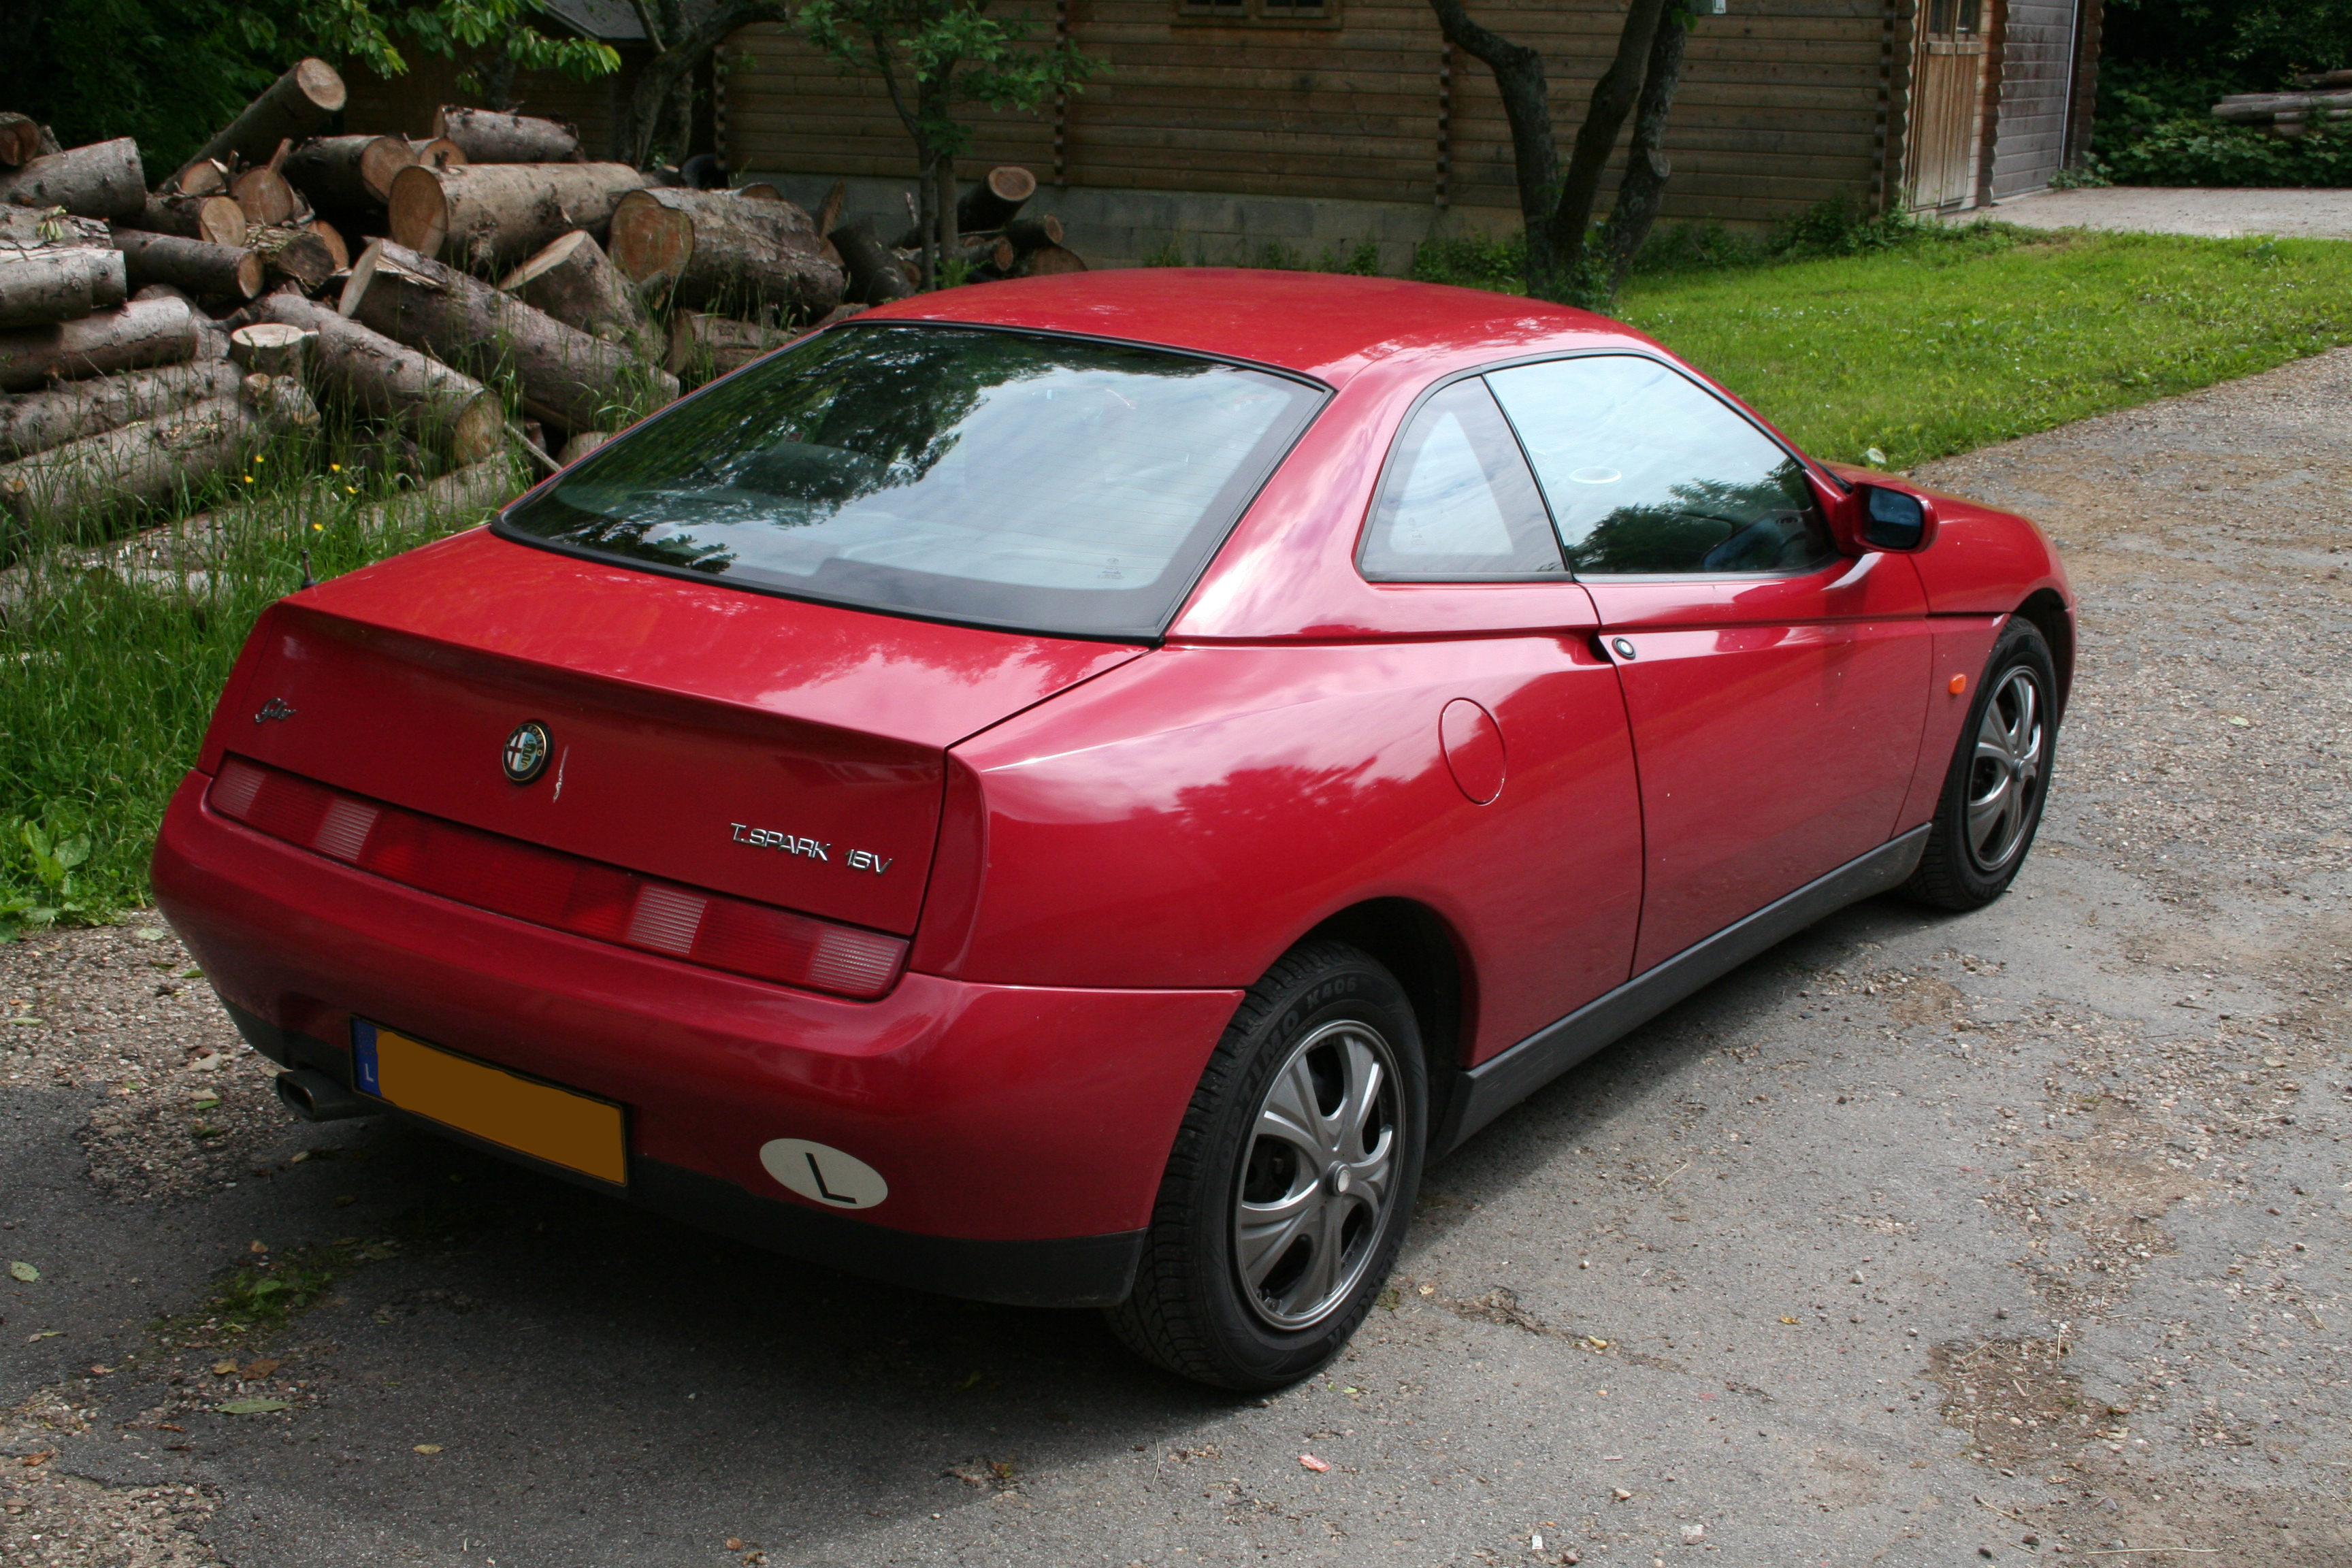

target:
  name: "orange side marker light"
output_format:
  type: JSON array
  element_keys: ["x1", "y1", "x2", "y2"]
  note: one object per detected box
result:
[{"x1": 1948, "y1": 674, "x2": 1969, "y2": 696}]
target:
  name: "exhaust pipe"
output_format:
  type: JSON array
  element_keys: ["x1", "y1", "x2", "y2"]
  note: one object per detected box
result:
[{"x1": 275, "y1": 1068, "x2": 373, "y2": 1122}]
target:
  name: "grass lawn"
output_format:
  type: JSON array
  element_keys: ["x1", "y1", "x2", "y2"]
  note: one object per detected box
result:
[
  {"x1": 4, "y1": 224, "x2": 2351, "y2": 924},
  {"x1": 1616, "y1": 227, "x2": 2352, "y2": 472}
]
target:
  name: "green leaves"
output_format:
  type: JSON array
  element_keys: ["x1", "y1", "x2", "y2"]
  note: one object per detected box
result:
[{"x1": 797, "y1": 0, "x2": 1104, "y2": 157}]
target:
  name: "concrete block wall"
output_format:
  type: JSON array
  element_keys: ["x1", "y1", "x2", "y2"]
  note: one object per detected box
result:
[{"x1": 739, "y1": 172, "x2": 1518, "y2": 272}]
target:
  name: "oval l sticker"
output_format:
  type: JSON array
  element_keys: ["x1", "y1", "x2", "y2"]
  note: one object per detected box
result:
[{"x1": 760, "y1": 1139, "x2": 889, "y2": 1209}]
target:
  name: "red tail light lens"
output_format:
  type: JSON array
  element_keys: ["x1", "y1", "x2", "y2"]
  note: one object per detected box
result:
[{"x1": 207, "y1": 755, "x2": 906, "y2": 1000}]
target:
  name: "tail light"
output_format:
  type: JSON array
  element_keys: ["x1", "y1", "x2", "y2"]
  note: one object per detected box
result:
[{"x1": 207, "y1": 755, "x2": 906, "y2": 1000}]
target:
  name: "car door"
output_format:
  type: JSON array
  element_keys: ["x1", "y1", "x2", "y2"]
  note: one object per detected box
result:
[
  {"x1": 1485, "y1": 354, "x2": 1933, "y2": 975},
  {"x1": 1353, "y1": 375, "x2": 1648, "y2": 1045}
]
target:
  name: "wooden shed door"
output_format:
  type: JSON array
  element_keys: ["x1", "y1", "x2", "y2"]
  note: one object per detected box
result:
[{"x1": 1908, "y1": 0, "x2": 1989, "y2": 208}]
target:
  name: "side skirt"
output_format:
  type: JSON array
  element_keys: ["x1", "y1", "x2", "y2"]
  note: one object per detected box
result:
[{"x1": 1433, "y1": 825, "x2": 1931, "y2": 1154}]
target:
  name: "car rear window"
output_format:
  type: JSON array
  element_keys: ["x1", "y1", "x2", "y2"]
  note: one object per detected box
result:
[{"x1": 497, "y1": 323, "x2": 1326, "y2": 638}]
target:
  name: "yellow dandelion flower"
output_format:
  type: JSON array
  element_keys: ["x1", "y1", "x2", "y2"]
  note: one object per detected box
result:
[
  {"x1": 311, "y1": 522, "x2": 324, "y2": 532},
  {"x1": 329, "y1": 463, "x2": 342, "y2": 472},
  {"x1": 345, "y1": 485, "x2": 357, "y2": 495},
  {"x1": 251, "y1": 455, "x2": 264, "y2": 466},
  {"x1": 242, "y1": 475, "x2": 254, "y2": 484}
]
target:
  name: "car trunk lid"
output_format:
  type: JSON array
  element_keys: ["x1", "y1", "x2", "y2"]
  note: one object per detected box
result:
[{"x1": 209, "y1": 530, "x2": 1143, "y2": 936}]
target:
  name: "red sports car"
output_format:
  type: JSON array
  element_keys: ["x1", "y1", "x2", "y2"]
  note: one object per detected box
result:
[{"x1": 152, "y1": 270, "x2": 2071, "y2": 1390}]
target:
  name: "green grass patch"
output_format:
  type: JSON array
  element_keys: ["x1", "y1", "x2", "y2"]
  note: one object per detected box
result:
[
  {"x1": 0, "y1": 428, "x2": 525, "y2": 929},
  {"x1": 1617, "y1": 228, "x2": 2352, "y2": 471}
]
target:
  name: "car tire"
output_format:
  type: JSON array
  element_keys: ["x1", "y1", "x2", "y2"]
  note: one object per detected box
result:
[
  {"x1": 1107, "y1": 941, "x2": 1426, "y2": 1391},
  {"x1": 1904, "y1": 616, "x2": 2059, "y2": 912}
]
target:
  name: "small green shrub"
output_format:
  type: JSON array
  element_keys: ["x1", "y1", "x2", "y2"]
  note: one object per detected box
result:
[{"x1": 1410, "y1": 230, "x2": 1528, "y2": 292}]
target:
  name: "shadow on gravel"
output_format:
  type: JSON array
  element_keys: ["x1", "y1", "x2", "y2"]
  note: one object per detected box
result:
[
  {"x1": 148, "y1": 891, "x2": 1957, "y2": 1563},
  {"x1": 1414, "y1": 892, "x2": 1955, "y2": 1240}
]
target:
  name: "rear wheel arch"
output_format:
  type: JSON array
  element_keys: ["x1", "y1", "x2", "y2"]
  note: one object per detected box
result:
[
  {"x1": 1301, "y1": 898, "x2": 1466, "y2": 1150},
  {"x1": 2014, "y1": 589, "x2": 2073, "y2": 722}
]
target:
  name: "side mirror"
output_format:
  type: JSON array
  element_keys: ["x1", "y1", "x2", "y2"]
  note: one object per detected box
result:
[{"x1": 1858, "y1": 485, "x2": 1937, "y2": 552}]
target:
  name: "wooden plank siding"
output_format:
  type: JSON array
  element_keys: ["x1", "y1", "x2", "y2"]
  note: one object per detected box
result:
[
  {"x1": 723, "y1": 1, "x2": 1893, "y2": 240},
  {"x1": 1989, "y1": 0, "x2": 2078, "y2": 196}
]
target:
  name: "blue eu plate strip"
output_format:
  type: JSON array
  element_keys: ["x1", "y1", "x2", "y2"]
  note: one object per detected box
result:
[{"x1": 350, "y1": 1019, "x2": 382, "y2": 1098}]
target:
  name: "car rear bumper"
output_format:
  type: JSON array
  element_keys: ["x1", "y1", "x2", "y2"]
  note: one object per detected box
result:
[{"x1": 152, "y1": 770, "x2": 1241, "y2": 1308}]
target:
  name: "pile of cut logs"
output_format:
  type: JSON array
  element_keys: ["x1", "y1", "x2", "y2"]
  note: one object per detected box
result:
[
  {"x1": 2210, "y1": 69, "x2": 2352, "y2": 137},
  {"x1": 0, "y1": 54, "x2": 1085, "y2": 548}
]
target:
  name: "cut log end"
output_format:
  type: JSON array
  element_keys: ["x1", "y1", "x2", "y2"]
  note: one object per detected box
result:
[
  {"x1": 229, "y1": 322, "x2": 316, "y2": 381},
  {"x1": 385, "y1": 165, "x2": 451, "y2": 262}
]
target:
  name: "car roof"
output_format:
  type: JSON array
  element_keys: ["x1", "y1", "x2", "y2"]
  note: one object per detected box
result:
[{"x1": 849, "y1": 267, "x2": 1654, "y2": 385}]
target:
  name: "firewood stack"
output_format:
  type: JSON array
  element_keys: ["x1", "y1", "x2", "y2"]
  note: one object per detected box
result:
[
  {"x1": 2211, "y1": 70, "x2": 2352, "y2": 137},
  {"x1": 1, "y1": 52, "x2": 1091, "y2": 551}
]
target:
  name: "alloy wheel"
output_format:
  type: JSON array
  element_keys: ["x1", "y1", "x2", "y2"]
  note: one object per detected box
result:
[
  {"x1": 1232, "y1": 1019, "x2": 1401, "y2": 1330},
  {"x1": 1965, "y1": 665, "x2": 2046, "y2": 873}
]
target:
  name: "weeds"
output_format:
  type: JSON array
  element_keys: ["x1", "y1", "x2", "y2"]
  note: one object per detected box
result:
[{"x1": 1141, "y1": 236, "x2": 1382, "y2": 274}]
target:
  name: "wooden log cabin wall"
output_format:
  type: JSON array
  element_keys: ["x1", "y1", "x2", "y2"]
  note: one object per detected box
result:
[{"x1": 721, "y1": 0, "x2": 2102, "y2": 267}]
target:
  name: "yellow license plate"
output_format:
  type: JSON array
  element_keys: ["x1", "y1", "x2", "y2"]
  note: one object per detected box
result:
[{"x1": 352, "y1": 1020, "x2": 627, "y2": 1186}]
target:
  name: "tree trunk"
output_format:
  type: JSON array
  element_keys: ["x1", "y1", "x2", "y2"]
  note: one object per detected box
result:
[
  {"x1": 254, "y1": 291, "x2": 504, "y2": 464},
  {"x1": 126, "y1": 192, "x2": 247, "y2": 248},
  {"x1": 1599, "y1": 14, "x2": 1690, "y2": 296},
  {"x1": 1016, "y1": 243, "x2": 1089, "y2": 278},
  {"x1": 960, "y1": 166, "x2": 1036, "y2": 233},
  {"x1": 620, "y1": 3, "x2": 792, "y2": 169},
  {"x1": 990, "y1": 214, "x2": 1066, "y2": 272},
  {"x1": 306, "y1": 218, "x2": 350, "y2": 272},
  {"x1": 0, "y1": 373, "x2": 317, "y2": 529},
  {"x1": 227, "y1": 323, "x2": 314, "y2": 381},
  {"x1": 0, "y1": 295, "x2": 199, "y2": 391},
  {"x1": 830, "y1": 216, "x2": 914, "y2": 306},
  {"x1": 172, "y1": 160, "x2": 229, "y2": 198},
  {"x1": 1426, "y1": 0, "x2": 1563, "y2": 295},
  {"x1": 0, "y1": 358, "x2": 244, "y2": 457},
  {"x1": 246, "y1": 225, "x2": 336, "y2": 291},
  {"x1": 0, "y1": 114, "x2": 44, "y2": 168},
  {"x1": 606, "y1": 187, "x2": 843, "y2": 315},
  {"x1": 179, "y1": 59, "x2": 347, "y2": 185},
  {"x1": 0, "y1": 138, "x2": 146, "y2": 221},
  {"x1": 284, "y1": 135, "x2": 416, "y2": 210},
  {"x1": 433, "y1": 107, "x2": 581, "y2": 164},
  {"x1": 555, "y1": 429, "x2": 612, "y2": 465},
  {"x1": 360, "y1": 453, "x2": 521, "y2": 534},
  {"x1": 0, "y1": 210, "x2": 109, "y2": 255},
  {"x1": 663, "y1": 311, "x2": 796, "y2": 385},
  {"x1": 230, "y1": 141, "x2": 303, "y2": 229},
  {"x1": 0, "y1": 248, "x2": 128, "y2": 329},
  {"x1": 344, "y1": 240, "x2": 677, "y2": 432},
  {"x1": 409, "y1": 137, "x2": 467, "y2": 172},
  {"x1": 110, "y1": 228, "x2": 264, "y2": 302},
  {"x1": 1541, "y1": 0, "x2": 1671, "y2": 299},
  {"x1": 933, "y1": 154, "x2": 961, "y2": 282},
  {"x1": 497, "y1": 230, "x2": 660, "y2": 362},
  {"x1": 389, "y1": 162, "x2": 649, "y2": 270}
]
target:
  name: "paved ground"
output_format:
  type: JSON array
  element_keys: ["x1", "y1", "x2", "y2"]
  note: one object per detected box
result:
[
  {"x1": 1987, "y1": 185, "x2": 2352, "y2": 240},
  {"x1": 2, "y1": 349, "x2": 2348, "y2": 1567}
]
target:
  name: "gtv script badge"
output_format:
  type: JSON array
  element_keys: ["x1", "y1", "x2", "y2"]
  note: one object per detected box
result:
[{"x1": 730, "y1": 822, "x2": 894, "y2": 875}]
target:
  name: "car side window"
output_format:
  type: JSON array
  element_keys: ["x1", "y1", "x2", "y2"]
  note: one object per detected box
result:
[
  {"x1": 1358, "y1": 378, "x2": 1566, "y2": 578},
  {"x1": 1484, "y1": 355, "x2": 1835, "y2": 576}
]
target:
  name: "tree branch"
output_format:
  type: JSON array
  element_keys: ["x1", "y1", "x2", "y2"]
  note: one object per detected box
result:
[
  {"x1": 1426, "y1": 0, "x2": 1557, "y2": 241},
  {"x1": 625, "y1": 1, "x2": 792, "y2": 166},
  {"x1": 1545, "y1": 0, "x2": 1673, "y2": 292}
]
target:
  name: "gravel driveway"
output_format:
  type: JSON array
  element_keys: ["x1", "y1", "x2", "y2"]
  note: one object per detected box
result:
[
  {"x1": 2, "y1": 349, "x2": 2347, "y2": 1567},
  {"x1": 1986, "y1": 186, "x2": 2352, "y2": 240}
]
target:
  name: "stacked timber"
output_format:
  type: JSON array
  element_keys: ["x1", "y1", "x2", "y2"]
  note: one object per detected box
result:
[
  {"x1": 342, "y1": 239, "x2": 679, "y2": 434},
  {"x1": 607, "y1": 186, "x2": 843, "y2": 314},
  {"x1": 389, "y1": 161, "x2": 649, "y2": 268},
  {"x1": 2212, "y1": 86, "x2": 2352, "y2": 136}
]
